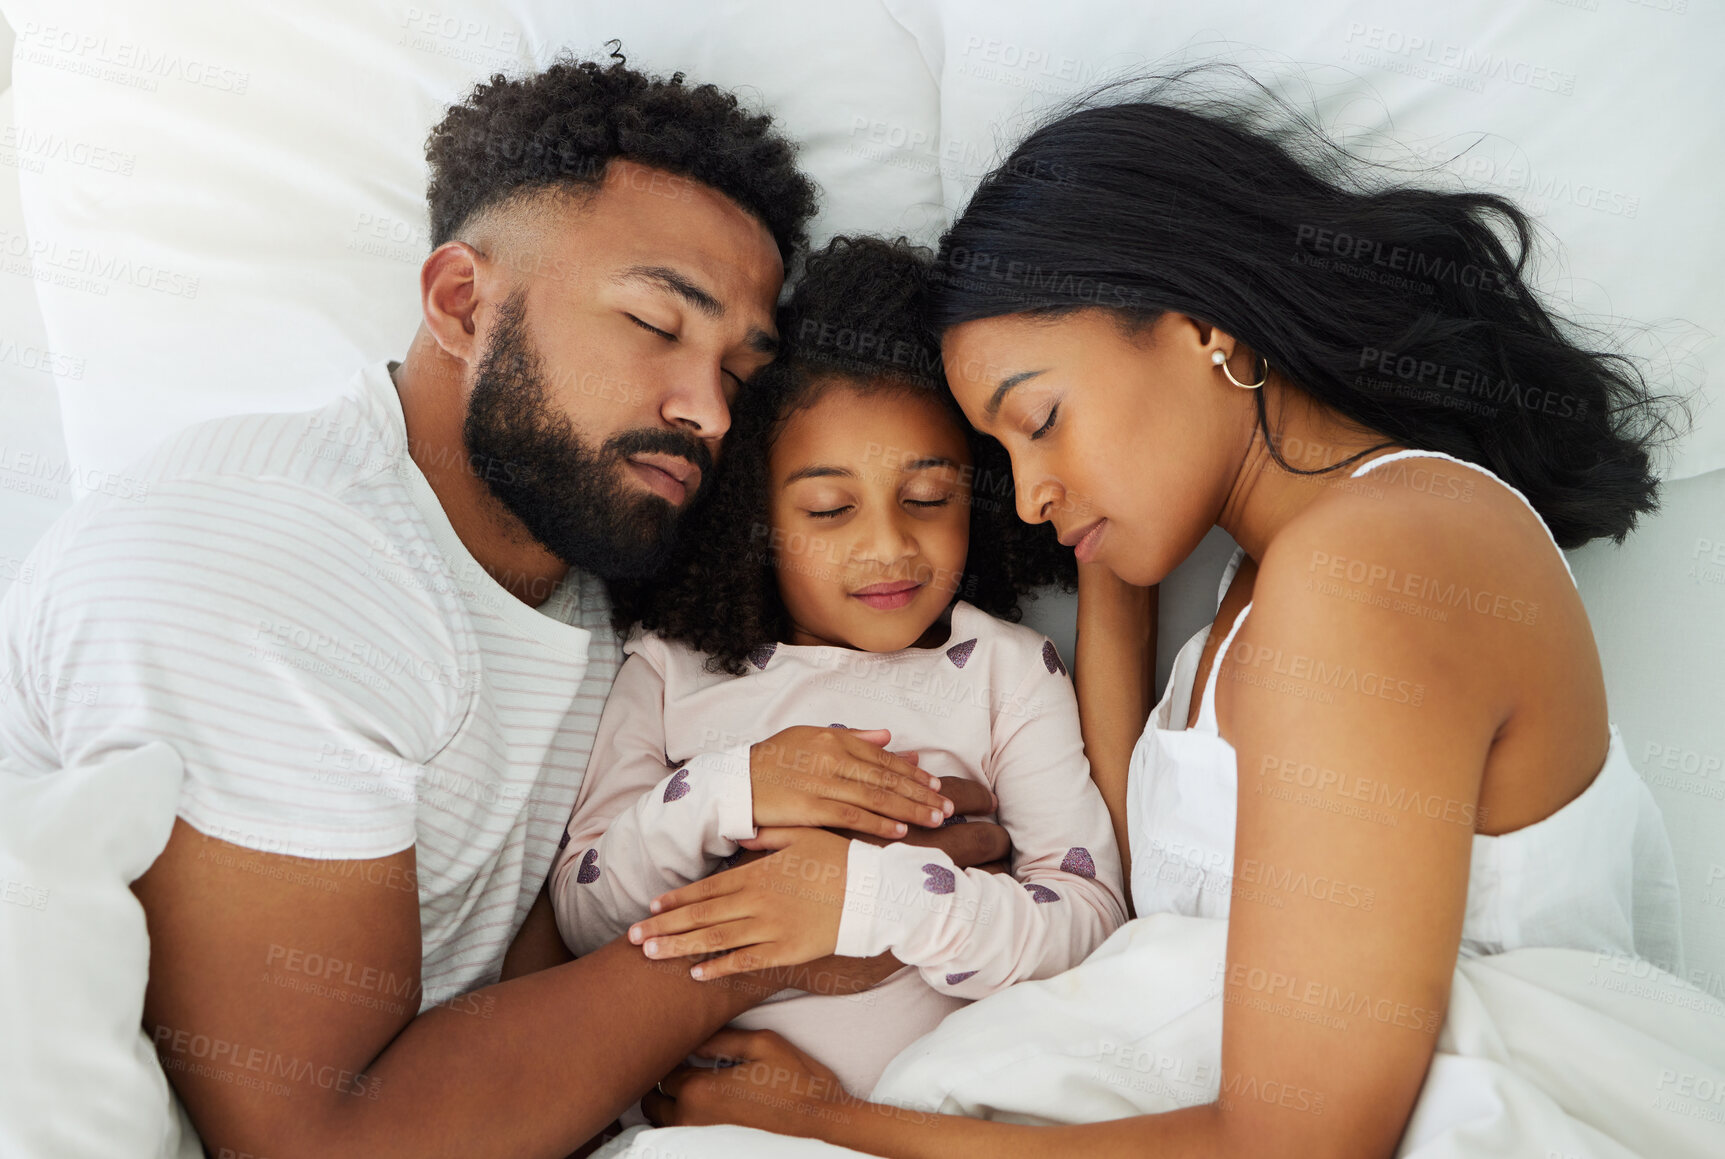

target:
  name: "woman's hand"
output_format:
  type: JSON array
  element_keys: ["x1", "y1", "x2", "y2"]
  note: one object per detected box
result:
[
  {"x1": 750, "y1": 726, "x2": 954, "y2": 838},
  {"x1": 630, "y1": 827, "x2": 852, "y2": 980},
  {"x1": 640, "y1": 1028, "x2": 856, "y2": 1135}
]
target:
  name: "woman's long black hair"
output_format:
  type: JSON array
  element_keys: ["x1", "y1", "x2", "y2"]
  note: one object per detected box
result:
[
  {"x1": 927, "y1": 72, "x2": 1688, "y2": 549},
  {"x1": 607, "y1": 235, "x2": 1075, "y2": 674}
]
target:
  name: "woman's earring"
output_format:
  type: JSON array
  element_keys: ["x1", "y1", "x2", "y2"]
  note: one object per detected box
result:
[{"x1": 1211, "y1": 348, "x2": 1268, "y2": 390}]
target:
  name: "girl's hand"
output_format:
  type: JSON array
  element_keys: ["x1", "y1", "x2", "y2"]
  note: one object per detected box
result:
[
  {"x1": 833, "y1": 774, "x2": 1012, "y2": 873},
  {"x1": 641, "y1": 1028, "x2": 855, "y2": 1135},
  {"x1": 750, "y1": 725, "x2": 953, "y2": 838},
  {"x1": 629, "y1": 827, "x2": 851, "y2": 980}
]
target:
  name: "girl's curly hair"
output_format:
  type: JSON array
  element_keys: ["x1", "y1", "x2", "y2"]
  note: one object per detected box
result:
[{"x1": 607, "y1": 236, "x2": 1076, "y2": 674}]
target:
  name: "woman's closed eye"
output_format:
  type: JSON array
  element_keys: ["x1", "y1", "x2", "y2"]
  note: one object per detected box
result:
[{"x1": 1029, "y1": 402, "x2": 1060, "y2": 441}]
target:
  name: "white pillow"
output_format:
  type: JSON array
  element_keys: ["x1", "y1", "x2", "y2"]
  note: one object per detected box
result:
[
  {"x1": 879, "y1": 0, "x2": 1723, "y2": 482},
  {"x1": 0, "y1": 81, "x2": 73, "y2": 599},
  {"x1": 1569, "y1": 466, "x2": 1725, "y2": 1005},
  {"x1": 0, "y1": 741, "x2": 201, "y2": 1159},
  {"x1": 0, "y1": 0, "x2": 943, "y2": 489}
]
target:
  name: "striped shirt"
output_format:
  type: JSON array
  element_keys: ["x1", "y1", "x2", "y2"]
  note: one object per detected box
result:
[{"x1": 0, "y1": 360, "x2": 623, "y2": 1008}]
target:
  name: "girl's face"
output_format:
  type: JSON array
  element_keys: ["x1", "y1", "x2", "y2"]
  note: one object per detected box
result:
[
  {"x1": 768, "y1": 382, "x2": 973, "y2": 652},
  {"x1": 942, "y1": 308, "x2": 1243, "y2": 587}
]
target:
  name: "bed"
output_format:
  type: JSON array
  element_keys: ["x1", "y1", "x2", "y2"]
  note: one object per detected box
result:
[{"x1": 1, "y1": 3, "x2": 1720, "y2": 1155}]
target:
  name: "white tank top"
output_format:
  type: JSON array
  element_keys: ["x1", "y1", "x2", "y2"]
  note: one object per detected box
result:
[{"x1": 1125, "y1": 449, "x2": 1685, "y2": 969}]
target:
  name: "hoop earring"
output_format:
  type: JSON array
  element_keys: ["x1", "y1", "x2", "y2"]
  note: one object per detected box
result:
[{"x1": 1211, "y1": 348, "x2": 1268, "y2": 390}]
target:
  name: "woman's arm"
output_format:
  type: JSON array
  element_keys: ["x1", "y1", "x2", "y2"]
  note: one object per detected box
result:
[
  {"x1": 1074, "y1": 562, "x2": 1157, "y2": 900},
  {"x1": 653, "y1": 506, "x2": 1501, "y2": 1158}
]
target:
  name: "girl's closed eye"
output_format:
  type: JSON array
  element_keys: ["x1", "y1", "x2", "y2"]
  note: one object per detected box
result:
[{"x1": 805, "y1": 493, "x2": 953, "y2": 519}]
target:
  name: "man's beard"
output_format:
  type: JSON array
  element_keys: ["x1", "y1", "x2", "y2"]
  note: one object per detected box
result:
[{"x1": 462, "y1": 291, "x2": 712, "y2": 581}]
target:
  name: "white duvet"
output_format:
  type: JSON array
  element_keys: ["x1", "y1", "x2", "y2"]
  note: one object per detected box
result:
[{"x1": 597, "y1": 913, "x2": 1725, "y2": 1158}]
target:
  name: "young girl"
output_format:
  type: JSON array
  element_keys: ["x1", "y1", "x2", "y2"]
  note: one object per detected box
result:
[{"x1": 551, "y1": 236, "x2": 1128, "y2": 1101}]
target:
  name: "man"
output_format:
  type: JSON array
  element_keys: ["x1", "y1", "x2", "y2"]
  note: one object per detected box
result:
[{"x1": 0, "y1": 58, "x2": 1003, "y2": 1157}]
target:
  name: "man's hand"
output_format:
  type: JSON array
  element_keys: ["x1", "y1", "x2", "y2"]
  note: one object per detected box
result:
[{"x1": 749, "y1": 726, "x2": 953, "y2": 837}]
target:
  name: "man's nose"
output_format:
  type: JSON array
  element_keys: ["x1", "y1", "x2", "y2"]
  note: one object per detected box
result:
[{"x1": 663, "y1": 362, "x2": 733, "y2": 443}]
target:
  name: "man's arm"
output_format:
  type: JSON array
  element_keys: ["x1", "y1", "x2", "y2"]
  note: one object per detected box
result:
[
  {"x1": 499, "y1": 881, "x2": 574, "y2": 982},
  {"x1": 134, "y1": 819, "x2": 776, "y2": 1159}
]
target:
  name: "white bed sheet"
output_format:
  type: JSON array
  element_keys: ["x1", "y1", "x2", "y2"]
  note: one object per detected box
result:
[{"x1": 596, "y1": 913, "x2": 1725, "y2": 1158}]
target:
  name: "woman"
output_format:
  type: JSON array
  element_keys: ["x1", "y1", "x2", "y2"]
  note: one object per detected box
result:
[{"x1": 632, "y1": 84, "x2": 1686, "y2": 1157}]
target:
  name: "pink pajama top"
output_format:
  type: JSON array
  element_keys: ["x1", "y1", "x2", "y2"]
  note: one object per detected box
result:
[{"x1": 551, "y1": 600, "x2": 1128, "y2": 1096}]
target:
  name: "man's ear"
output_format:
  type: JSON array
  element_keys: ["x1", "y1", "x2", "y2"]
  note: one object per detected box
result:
[{"x1": 420, "y1": 241, "x2": 487, "y2": 366}]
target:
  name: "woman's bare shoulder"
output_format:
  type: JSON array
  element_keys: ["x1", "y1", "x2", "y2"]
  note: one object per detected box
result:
[{"x1": 1263, "y1": 457, "x2": 1576, "y2": 627}]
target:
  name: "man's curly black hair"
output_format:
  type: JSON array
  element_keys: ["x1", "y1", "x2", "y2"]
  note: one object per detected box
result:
[
  {"x1": 424, "y1": 49, "x2": 817, "y2": 259},
  {"x1": 608, "y1": 235, "x2": 1077, "y2": 675}
]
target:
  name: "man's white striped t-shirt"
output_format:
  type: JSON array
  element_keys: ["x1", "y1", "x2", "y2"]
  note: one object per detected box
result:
[{"x1": 0, "y1": 360, "x2": 623, "y2": 1007}]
